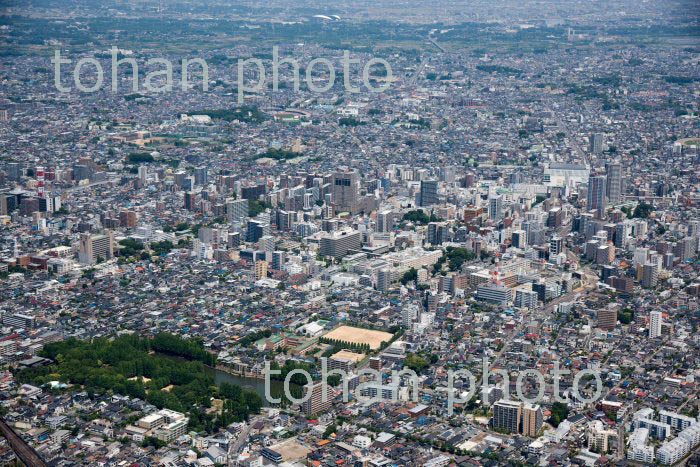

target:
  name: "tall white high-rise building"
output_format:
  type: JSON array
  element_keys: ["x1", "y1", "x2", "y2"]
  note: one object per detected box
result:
[
  {"x1": 587, "y1": 175, "x2": 607, "y2": 214},
  {"x1": 649, "y1": 311, "x2": 662, "y2": 338},
  {"x1": 377, "y1": 210, "x2": 394, "y2": 233},
  {"x1": 138, "y1": 166, "x2": 148, "y2": 184},
  {"x1": 489, "y1": 195, "x2": 503, "y2": 221},
  {"x1": 590, "y1": 133, "x2": 604, "y2": 153},
  {"x1": 402, "y1": 303, "x2": 419, "y2": 328},
  {"x1": 605, "y1": 162, "x2": 622, "y2": 205}
]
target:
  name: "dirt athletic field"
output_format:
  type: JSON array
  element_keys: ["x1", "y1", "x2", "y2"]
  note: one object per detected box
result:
[{"x1": 323, "y1": 326, "x2": 393, "y2": 350}]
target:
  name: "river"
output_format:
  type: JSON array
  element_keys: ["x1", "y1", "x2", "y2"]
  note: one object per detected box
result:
[
  {"x1": 160, "y1": 354, "x2": 298, "y2": 407},
  {"x1": 206, "y1": 366, "x2": 302, "y2": 407}
]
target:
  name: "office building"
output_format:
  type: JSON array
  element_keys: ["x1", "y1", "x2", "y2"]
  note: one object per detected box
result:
[
  {"x1": 301, "y1": 381, "x2": 331, "y2": 416},
  {"x1": 79, "y1": 231, "x2": 115, "y2": 264},
  {"x1": 642, "y1": 263, "x2": 658, "y2": 288},
  {"x1": 493, "y1": 400, "x2": 522, "y2": 433},
  {"x1": 227, "y1": 198, "x2": 249, "y2": 222},
  {"x1": 247, "y1": 220, "x2": 269, "y2": 243},
  {"x1": 427, "y1": 222, "x2": 448, "y2": 245},
  {"x1": 137, "y1": 166, "x2": 148, "y2": 185},
  {"x1": 271, "y1": 251, "x2": 286, "y2": 270},
  {"x1": 332, "y1": 170, "x2": 360, "y2": 214},
  {"x1": 119, "y1": 210, "x2": 137, "y2": 228},
  {"x1": 511, "y1": 230, "x2": 527, "y2": 249},
  {"x1": 598, "y1": 306, "x2": 618, "y2": 331},
  {"x1": 515, "y1": 289, "x2": 539, "y2": 309},
  {"x1": 549, "y1": 236, "x2": 563, "y2": 256},
  {"x1": 377, "y1": 210, "x2": 394, "y2": 233},
  {"x1": 476, "y1": 284, "x2": 512, "y2": 306},
  {"x1": 547, "y1": 207, "x2": 563, "y2": 227},
  {"x1": 181, "y1": 176, "x2": 194, "y2": 191},
  {"x1": 586, "y1": 420, "x2": 616, "y2": 453},
  {"x1": 605, "y1": 162, "x2": 622, "y2": 205},
  {"x1": 73, "y1": 164, "x2": 91, "y2": 182},
  {"x1": 587, "y1": 175, "x2": 607, "y2": 214},
  {"x1": 377, "y1": 269, "x2": 391, "y2": 293},
  {"x1": 194, "y1": 166, "x2": 208, "y2": 186},
  {"x1": 184, "y1": 192, "x2": 197, "y2": 211},
  {"x1": 489, "y1": 195, "x2": 503, "y2": 221},
  {"x1": 522, "y1": 403, "x2": 543, "y2": 437},
  {"x1": 254, "y1": 260, "x2": 267, "y2": 280},
  {"x1": 419, "y1": 180, "x2": 439, "y2": 206},
  {"x1": 590, "y1": 133, "x2": 604, "y2": 154},
  {"x1": 276, "y1": 210, "x2": 295, "y2": 231},
  {"x1": 439, "y1": 166, "x2": 456, "y2": 183},
  {"x1": 227, "y1": 232, "x2": 241, "y2": 248},
  {"x1": 544, "y1": 163, "x2": 589, "y2": 187},
  {"x1": 319, "y1": 229, "x2": 361, "y2": 258},
  {"x1": 7, "y1": 162, "x2": 22, "y2": 181}
]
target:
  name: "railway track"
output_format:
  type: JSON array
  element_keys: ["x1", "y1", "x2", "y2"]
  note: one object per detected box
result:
[{"x1": 0, "y1": 418, "x2": 47, "y2": 467}]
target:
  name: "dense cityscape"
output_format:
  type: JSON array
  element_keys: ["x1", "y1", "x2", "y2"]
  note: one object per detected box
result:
[{"x1": 0, "y1": 0, "x2": 699, "y2": 466}]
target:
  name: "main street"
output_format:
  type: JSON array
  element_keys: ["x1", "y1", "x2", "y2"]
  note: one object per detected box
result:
[{"x1": 227, "y1": 416, "x2": 261, "y2": 465}]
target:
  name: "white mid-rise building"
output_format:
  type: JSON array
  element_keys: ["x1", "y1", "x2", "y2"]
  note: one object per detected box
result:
[
  {"x1": 649, "y1": 310, "x2": 663, "y2": 338},
  {"x1": 353, "y1": 435, "x2": 372, "y2": 449},
  {"x1": 659, "y1": 410, "x2": 698, "y2": 431},
  {"x1": 627, "y1": 428, "x2": 654, "y2": 463},
  {"x1": 657, "y1": 437, "x2": 690, "y2": 465}
]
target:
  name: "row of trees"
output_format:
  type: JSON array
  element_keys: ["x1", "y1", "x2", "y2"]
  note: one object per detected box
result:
[{"x1": 318, "y1": 336, "x2": 371, "y2": 353}]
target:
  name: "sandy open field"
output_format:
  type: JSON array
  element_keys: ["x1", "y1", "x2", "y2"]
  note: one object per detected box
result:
[
  {"x1": 330, "y1": 350, "x2": 366, "y2": 363},
  {"x1": 323, "y1": 326, "x2": 393, "y2": 350},
  {"x1": 269, "y1": 439, "x2": 312, "y2": 462}
]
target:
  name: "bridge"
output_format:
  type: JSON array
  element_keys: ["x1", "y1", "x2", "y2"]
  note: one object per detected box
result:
[{"x1": 0, "y1": 418, "x2": 48, "y2": 467}]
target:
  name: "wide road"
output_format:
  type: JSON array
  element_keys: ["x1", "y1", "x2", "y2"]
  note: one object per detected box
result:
[
  {"x1": 227, "y1": 416, "x2": 261, "y2": 465},
  {"x1": 407, "y1": 56, "x2": 428, "y2": 87},
  {"x1": 606, "y1": 338, "x2": 670, "y2": 460},
  {"x1": 548, "y1": 107, "x2": 588, "y2": 166},
  {"x1": 489, "y1": 279, "x2": 595, "y2": 372},
  {"x1": 0, "y1": 418, "x2": 47, "y2": 467}
]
